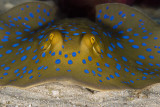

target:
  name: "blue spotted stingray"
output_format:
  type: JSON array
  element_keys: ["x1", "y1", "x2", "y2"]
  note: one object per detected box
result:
[{"x1": 0, "y1": 2, "x2": 160, "y2": 90}]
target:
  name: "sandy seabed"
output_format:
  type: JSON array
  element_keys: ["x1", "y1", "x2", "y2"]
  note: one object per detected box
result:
[
  {"x1": 0, "y1": 0, "x2": 160, "y2": 107},
  {"x1": 0, "y1": 82, "x2": 160, "y2": 107}
]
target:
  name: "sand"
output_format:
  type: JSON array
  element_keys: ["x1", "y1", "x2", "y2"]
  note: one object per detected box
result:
[{"x1": 0, "y1": 0, "x2": 160, "y2": 107}]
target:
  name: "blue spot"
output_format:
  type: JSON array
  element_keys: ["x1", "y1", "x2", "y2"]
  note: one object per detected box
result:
[
  {"x1": 19, "y1": 69, "x2": 23, "y2": 74},
  {"x1": 42, "y1": 18, "x2": 46, "y2": 22},
  {"x1": 26, "y1": 5, "x2": 29, "y2": 8},
  {"x1": 106, "y1": 77, "x2": 110, "y2": 80},
  {"x1": 113, "y1": 25, "x2": 118, "y2": 29},
  {"x1": 110, "y1": 16, "x2": 114, "y2": 21},
  {"x1": 1, "y1": 39, "x2": 8, "y2": 42},
  {"x1": 26, "y1": 46, "x2": 31, "y2": 50},
  {"x1": 97, "y1": 14, "x2": 100, "y2": 18},
  {"x1": 55, "y1": 59, "x2": 61, "y2": 64},
  {"x1": 117, "y1": 42, "x2": 124, "y2": 48},
  {"x1": 131, "y1": 14, "x2": 135, "y2": 17},
  {"x1": 29, "y1": 76, "x2": 33, "y2": 79},
  {"x1": 154, "y1": 37, "x2": 158, "y2": 40},
  {"x1": 24, "y1": 17, "x2": 29, "y2": 21},
  {"x1": 96, "y1": 62, "x2": 100, "y2": 66},
  {"x1": 115, "y1": 72, "x2": 120, "y2": 77},
  {"x1": 47, "y1": 12, "x2": 50, "y2": 16},
  {"x1": 68, "y1": 60, "x2": 73, "y2": 64},
  {"x1": 110, "y1": 75, "x2": 114, "y2": 79},
  {"x1": 97, "y1": 68, "x2": 102, "y2": 72},
  {"x1": 22, "y1": 66, "x2": 27, "y2": 70},
  {"x1": 122, "y1": 56, "x2": 127, "y2": 62},
  {"x1": 127, "y1": 28, "x2": 132, "y2": 32},
  {"x1": 58, "y1": 51, "x2": 62, "y2": 55},
  {"x1": 128, "y1": 39, "x2": 134, "y2": 43},
  {"x1": 25, "y1": 25, "x2": 31, "y2": 29},
  {"x1": 130, "y1": 80, "x2": 134, "y2": 83},
  {"x1": 84, "y1": 69, "x2": 89, "y2": 73},
  {"x1": 144, "y1": 73, "x2": 148, "y2": 75},
  {"x1": 5, "y1": 32, "x2": 10, "y2": 35},
  {"x1": 99, "y1": 9, "x2": 102, "y2": 13},
  {"x1": 42, "y1": 52, "x2": 46, "y2": 57},
  {"x1": 125, "y1": 68, "x2": 129, "y2": 72},
  {"x1": 143, "y1": 36, "x2": 148, "y2": 39},
  {"x1": 38, "y1": 66, "x2": 44, "y2": 70},
  {"x1": 6, "y1": 50, "x2": 12, "y2": 54},
  {"x1": 104, "y1": 14, "x2": 109, "y2": 19},
  {"x1": 13, "y1": 18, "x2": 18, "y2": 21},
  {"x1": 44, "y1": 66, "x2": 48, "y2": 70},
  {"x1": 122, "y1": 36, "x2": 129, "y2": 39},
  {"x1": 32, "y1": 55, "x2": 37, "y2": 60},
  {"x1": 43, "y1": 9, "x2": 46, "y2": 13},
  {"x1": 118, "y1": 31, "x2": 124, "y2": 34},
  {"x1": 134, "y1": 33, "x2": 139, "y2": 36},
  {"x1": 122, "y1": 14, "x2": 126, "y2": 18},
  {"x1": 138, "y1": 55, "x2": 145, "y2": 59},
  {"x1": 51, "y1": 52, "x2": 55, "y2": 56},
  {"x1": 21, "y1": 55, "x2": 27, "y2": 61},
  {"x1": 131, "y1": 73, "x2": 135, "y2": 76},
  {"x1": 73, "y1": 33, "x2": 79, "y2": 36},
  {"x1": 119, "y1": 11, "x2": 122, "y2": 15},
  {"x1": 29, "y1": 13, "x2": 34, "y2": 18},
  {"x1": 12, "y1": 60, "x2": 16, "y2": 63},
  {"x1": 146, "y1": 48, "x2": 152, "y2": 52},
  {"x1": 38, "y1": 22, "x2": 43, "y2": 26},
  {"x1": 156, "y1": 64, "x2": 160, "y2": 67},
  {"x1": 18, "y1": 16, "x2": 22, "y2": 20},
  {"x1": 82, "y1": 59, "x2": 86, "y2": 64},
  {"x1": 28, "y1": 70, "x2": 33, "y2": 74},
  {"x1": 12, "y1": 43, "x2": 19, "y2": 47},
  {"x1": 62, "y1": 31, "x2": 69, "y2": 34},
  {"x1": 16, "y1": 32, "x2": 22, "y2": 35},
  {"x1": 4, "y1": 67, "x2": 10, "y2": 70},
  {"x1": 118, "y1": 21, "x2": 123, "y2": 25},
  {"x1": 116, "y1": 63, "x2": 121, "y2": 70},
  {"x1": 16, "y1": 37, "x2": 22, "y2": 39},
  {"x1": 3, "y1": 73, "x2": 8, "y2": 75},
  {"x1": 67, "y1": 70, "x2": 71, "y2": 72},
  {"x1": 0, "y1": 54, "x2": 2, "y2": 57},
  {"x1": 72, "y1": 52, "x2": 76, "y2": 57},
  {"x1": 0, "y1": 46, "x2": 3, "y2": 49},
  {"x1": 149, "y1": 55, "x2": 154, "y2": 59},
  {"x1": 107, "y1": 53, "x2": 112, "y2": 58},
  {"x1": 106, "y1": 6, "x2": 109, "y2": 9},
  {"x1": 14, "y1": 69, "x2": 19, "y2": 73},
  {"x1": 136, "y1": 61, "x2": 143, "y2": 65},
  {"x1": 37, "y1": 9, "x2": 40, "y2": 13},
  {"x1": 64, "y1": 54, "x2": 68, "y2": 58},
  {"x1": 105, "y1": 63, "x2": 110, "y2": 67},
  {"x1": 132, "y1": 45, "x2": 139, "y2": 49},
  {"x1": 142, "y1": 43, "x2": 147, "y2": 46},
  {"x1": 108, "y1": 47, "x2": 113, "y2": 51},
  {"x1": 99, "y1": 80, "x2": 102, "y2": 82},
  {"x1": 88, "y1": 56, "x2": 92, "y2": 61},
  {"x1": 92, "y1": 70, "x2": 96, "y2": 75},
  {"x1": 0, "y1": 27, "x2": 4, "y2": 30},
  {"x1": 56, "y1": 68, "x2": 60, "y2": 71}
]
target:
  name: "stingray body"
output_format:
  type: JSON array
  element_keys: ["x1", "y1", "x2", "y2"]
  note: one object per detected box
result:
[{"x1": 0, "y1": 2, "x2": 160, "y2": 90}]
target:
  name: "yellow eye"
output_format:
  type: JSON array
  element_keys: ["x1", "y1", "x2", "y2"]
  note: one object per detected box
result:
[
  {"x1": 90, "y1": 37, "x2": 95, "y2": 44},
  {"x1": 49, "y1": 33, "x2": 54, "y2": 40}
]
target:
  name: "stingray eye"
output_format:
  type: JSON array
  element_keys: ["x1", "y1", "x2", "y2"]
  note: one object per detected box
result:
[
  {"x1": 49, "y1": 33, "x2": 54, "y2": 40},
  {"x1": 90, "y1": 37, "x2": 95, "y2": 44}
]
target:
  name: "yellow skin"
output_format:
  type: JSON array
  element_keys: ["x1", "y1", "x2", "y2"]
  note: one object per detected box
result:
[{"x1": 0, "y1": 2, "x2": 160, "y2": 90}]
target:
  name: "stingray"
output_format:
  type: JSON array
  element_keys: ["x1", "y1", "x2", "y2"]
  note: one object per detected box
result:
[{"x1": 0, "y1": 1, "x2": 160, "y2": 91}]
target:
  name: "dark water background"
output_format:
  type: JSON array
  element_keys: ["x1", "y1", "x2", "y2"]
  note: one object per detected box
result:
[{"x1": 0, "y1": 0, "x2": 160, "y2": 23}]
